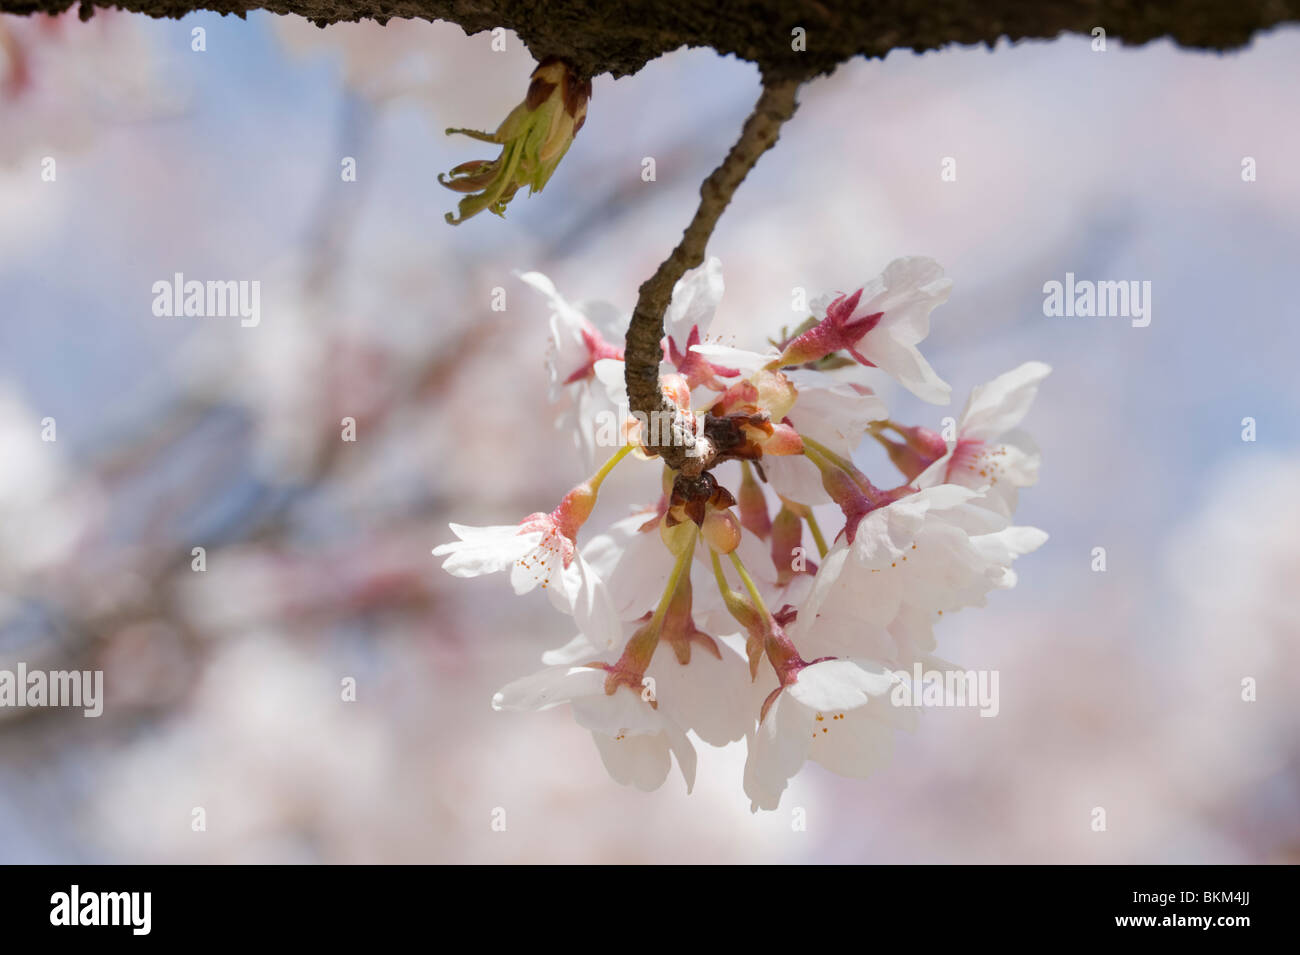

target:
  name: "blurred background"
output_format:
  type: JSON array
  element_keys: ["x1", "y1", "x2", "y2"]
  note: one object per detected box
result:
[{"x1": 1, "y1": 10, "x2": 1297, "y2": 863}]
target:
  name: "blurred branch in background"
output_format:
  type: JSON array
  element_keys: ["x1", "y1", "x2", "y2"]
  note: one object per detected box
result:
[{"x1": 0, "y1": 13, "x2": 677, "y2": 738}]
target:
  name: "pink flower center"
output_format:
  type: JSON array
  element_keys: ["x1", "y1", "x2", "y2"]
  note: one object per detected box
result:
[
  {"x1": 561, "y1": 324, "x2": 624, "y2": 385},
  {"x1": 514, "y1": 511, "x2": 577, "y2": 588},
  {"x1": 666, "y1": 325, "x2": 739, "y2": 391}
]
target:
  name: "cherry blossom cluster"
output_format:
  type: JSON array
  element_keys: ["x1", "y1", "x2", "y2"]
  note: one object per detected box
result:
[{"x1": 435, "y1": 256, "x2": 1049, "y2": 810}]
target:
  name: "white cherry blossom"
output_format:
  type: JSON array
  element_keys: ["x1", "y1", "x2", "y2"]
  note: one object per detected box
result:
[
  {"x1": 793, "y1": 485, "x2": 1047, "y2": 665},
  {"x1": 744, "y1": 657, "x2": 916, "y2": 812},
  {"x1": 916, "y1": 361, "x2": 1050, "y2": 517},
  {"x1": 518, "y1": 271, "x2": 627, "y2": 470},
  {"x1": 492, "y1": 661, "x2": 698, "y2": 793},
  {"x1": 434, "y1": 501, "x2": 619, "y2": 645},
  {"x1": 777, "y1": 256, "x2": 954, "y2": 404}
]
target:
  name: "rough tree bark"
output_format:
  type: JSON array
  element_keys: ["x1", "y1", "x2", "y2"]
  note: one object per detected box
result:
[{"x1": 4, "y1": 1, "x2": 1298, "y2": 82}]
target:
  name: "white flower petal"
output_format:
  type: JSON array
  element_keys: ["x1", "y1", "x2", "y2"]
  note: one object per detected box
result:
[
  {"x1": 491, "y1": 665, "x2": 607, "y2": 713},
  {"x1": 662, "y1": 720, "x2": 699, "y2": 794},
  {"x1": 857, "y1": 330, "x2": 951, "y2": 405},
  {"x1": 847, "y1": 256, "x2": 953, "y2": 403},
  {"x1": 649, "y1": 639, "x2": 756, "y2": 746},
  {"x1": 743, "y1": 692, "x2": 812, "y2": 812},
  {"x1": 807, "y1": 705, "x2": 901, "y2": 779},
  {"x1": 592, "y1": 357, "x2": 628, "y2": 407},
  {"x1": 958, "y1": 361, "x2": 1051, "y2": 443},
  {"x1": 433, "y1": 524, "x2": 540, "y2": 577},
  {"x1": 592, "y1": 730, "x2": 673, "y2": 792},
  {"x1": 664, "y1": 257, "x2": 725, "y2": 346},
  {"x1": 541, "y1": 632, "x2": 603, "y2": 665},
  {"x1": 787, "y1": 658, "x2": 897, "y2": 711},
  {"x1": 763, "y1": 452, "x2": 830, "y2": 506},
  {"x1": 571, "y1": 684, "x2": 662, "y2": 736},
  {"x1": 857, "y1": 257, "x2": 951, "y2": 340},
  {"x1": 518, "y1": 271, "x2": 591, "y2": 394},
  {"x1": 785, "y1": 370, "x2": 889, "y2": 457},
  {"x1": 689, "y1": 343, "x2": 778, "y2": 375},
  {"x1": 564, "y1": 553, "x2": 622, "y2": 648}
]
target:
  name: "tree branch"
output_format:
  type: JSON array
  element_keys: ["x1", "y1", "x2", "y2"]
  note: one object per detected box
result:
[
  {"x1": 4, "y1": 1, "x2": 1298, "y2": 83},
  {"x1": 624, "y1": 76, "x2": 799, "y2": 477}
]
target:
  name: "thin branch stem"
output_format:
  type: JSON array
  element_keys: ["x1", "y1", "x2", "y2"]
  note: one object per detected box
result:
[
  {"x1": 729, "y1": 550, "x2": 771, "y2": 620},
  {"x1": 804, "y1": 509, "x2": 828, "y2": 559},
  {"x1": 623, "y1": 76, "x2": 801, "y2": 476}
]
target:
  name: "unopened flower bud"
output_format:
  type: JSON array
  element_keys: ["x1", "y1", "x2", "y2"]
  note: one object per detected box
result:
[
  {"x1": 806, "y1": 450, "x2": 881, "y2": 544},
  {"x1": 439, "y1": 57, "x2": 591, "y2": 224},
  {"x1": 659, "y1": 513, "x2": 697, "y2": 555},
  {"x1": 702, "y1": 507, "x2": 742, "y2": 554},
  {"x1": 770, "y1": 505, "x2": 803, "y2": 586},
  {"x1": 554, "y1": 481, "x2": 597, "y2": 538},
  {"x1": 738, "y1": 465, "x2": 771, "y2": 539},
  {"x1": 880, "y1": 423, "x2": 948, "y2": 481}
]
